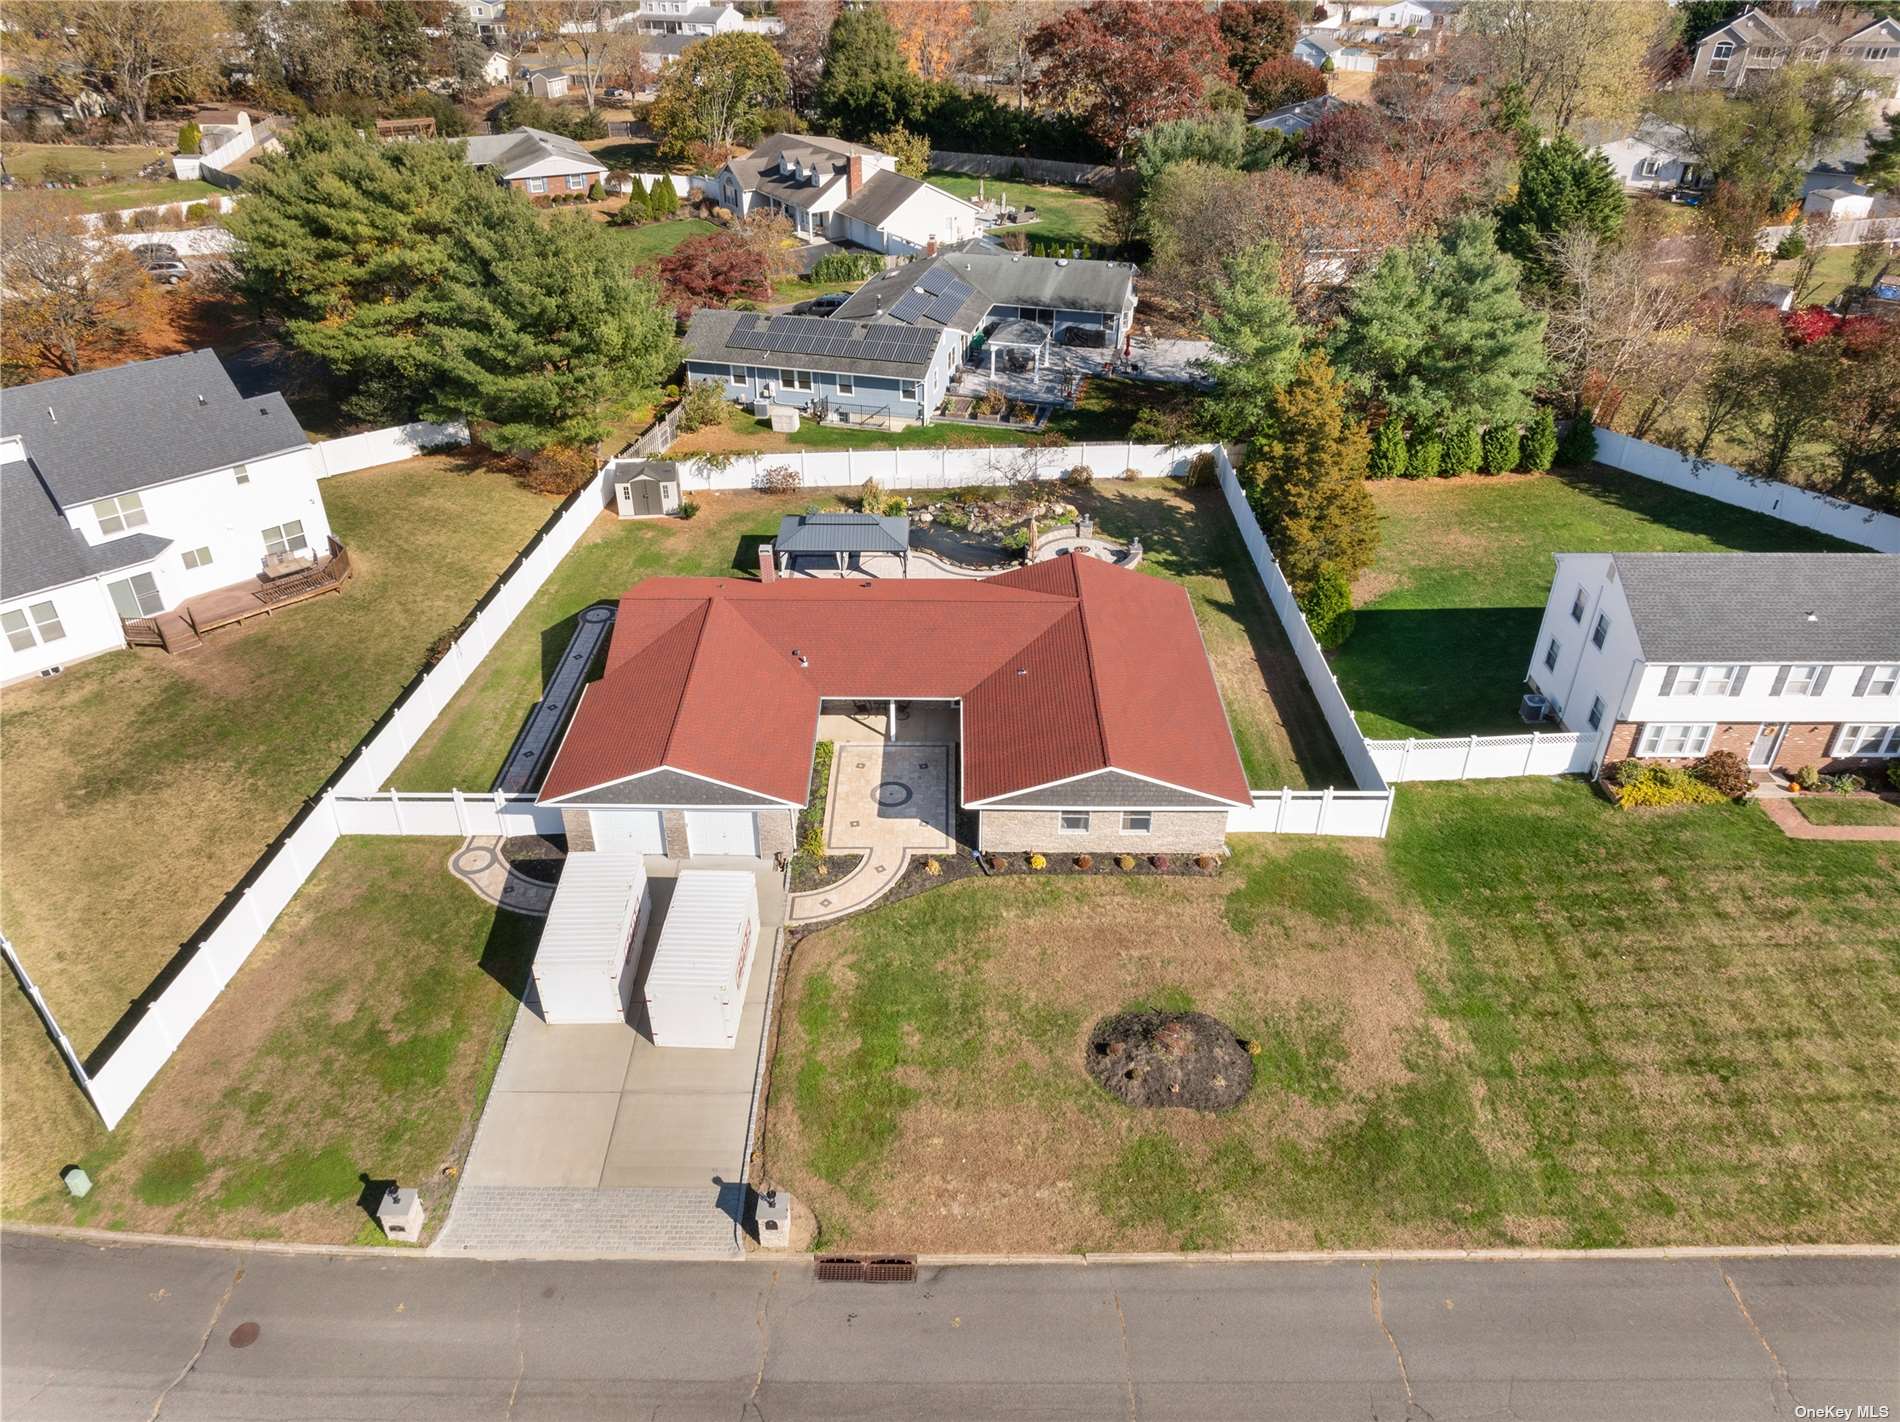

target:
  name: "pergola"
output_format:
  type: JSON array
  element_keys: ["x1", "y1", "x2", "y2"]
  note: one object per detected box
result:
[
  {"x1": 773, "y1": 512, "x2": 911, "y2": 577},
  {"x1": 984, "y1": 318, "x2": 1052, "y2": 379}
]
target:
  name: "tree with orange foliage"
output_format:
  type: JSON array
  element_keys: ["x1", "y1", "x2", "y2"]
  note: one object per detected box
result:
[
  {"x1": 881, "y1": 0, "x2": 971, "y2": 82},
  {"x1": 1028, "y1": 0, "x2": 1230, "y2": 161},
  {"x1": 0, "y1": 199, "x2": 159, "y2": 379}
]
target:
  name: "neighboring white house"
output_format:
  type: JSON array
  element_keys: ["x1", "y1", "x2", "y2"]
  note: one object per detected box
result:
[
  {"x1": 1523, "y1": 552, "x2": 1900, "y2": 778},
  {"x1": 0, "y1": 350, "x2": 333, "y2": 685},
  {"x1": 713, "y1": 133, "x2": 983, "y2": 254},
  {"x1": 629, "y1": 1, "x2": 744, "y2": 35},
  {"x1": 481, "y1": 50, "x2": 513, "y2": 87},
  {"x1": 1595, "y1": 120, "x2": 1702, "y2": 192},
  {"x1": 1294, "y1": 28, "x2": 1380, "y2": 71},
  {"x1": 459, "y1": 126, "x2": 608, "y2": 196}
]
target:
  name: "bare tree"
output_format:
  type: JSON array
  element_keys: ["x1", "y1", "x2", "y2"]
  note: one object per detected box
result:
[
  {"x1": 1788, "y1": 215, "x2": 1838, "y2": 304},
  {"x1": 774, "y1": 0, "x2": 839, "y2": 112},
  {"x1": 10, "y1": 0, "x2": 219, "y2": 136},
  {"x1": 1543, "y1": 227, "x2": 1711, "y2": 414}
]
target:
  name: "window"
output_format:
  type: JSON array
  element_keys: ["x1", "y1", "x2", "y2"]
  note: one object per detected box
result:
[
  {"x1": 1672, "y1": 664, "x2": 1738, "y2": 696},
  {"x1": 780, "y1": 369, "x2": 813, "y2": 391},
  {"x1": 1637, "y1": 723, "x2": 1714, "y2": 757},
  {"x1": 1782, "y1": 664, "x2": 1822, "y2": 696},
  {"x1": 694, "y1": 364, "x2": 730, "y2": 382},
  {"x1": 1586, "y1": 695, "x2": 1605, "y2": 731},
  {"x1": 233, "y1": 463, "x2": 250, "y2": 485},
  {"x1": 835, "y1": 374, "x2": 854, "y2": 396},
  {"x1": 526, "y1": 177, "x2": 547, "y2": 194},
  {"x1": 1570, "y1": 588, "x2": 1588, "y2": 623},
  {"x1": 0, "y1": 603, "x2": 61, "y2": 650},
  {"x1": 93, "y1": 493, "x2": 148, "y2": 536},
  {"x1": 1867, "y1": 665, "x2": 1899, "y2": 696},
  {"x1": 1058, "y1": 811, "x2": 1090, "y2": 833},
  {"x1": 262, "y1": 520, "x2": 307, "y2": 557},
  {"x1": 181, "y1": 546, "x2": 213, "y2": 570},
  {"x1": 1121, "y1": 811, "x2": 1152, "y2": 834},
  {"x1": 1592, "y1": 613, "x2": 1611, "y2": 649},
  {"x1": 1544, "y1": 637, "x2": 1561, "y2": 671},
  {"x1": 567, "y1": 173, "x2": 587, "y2": 191},
  {"x1": 1833, "y1": 724, "x2": 1900, "y2": 757},
  {"x1": 901, "y1": 381, "x2": 920, "y2": 402},
  {"x1": 1638, "y1": 155, "x2": 1663, "y2": 178},
  {"x1": 107, "y1": 571, "x2": 163, "y2": 620}
]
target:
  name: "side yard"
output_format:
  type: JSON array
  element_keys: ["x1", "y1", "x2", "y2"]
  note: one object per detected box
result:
[
  {"x1": 762, "y1": 779, "x2": 1899, "y2": 1253},
  {"x1": 5, "y1": 838, "x2": 538, "y2": 1237},
  {"x1": 1333, "y1": 467, "x2": 1854, "y2": 739},
  {"x1": 923, "y1": 171, "x2": 1109, "y2": 246}
]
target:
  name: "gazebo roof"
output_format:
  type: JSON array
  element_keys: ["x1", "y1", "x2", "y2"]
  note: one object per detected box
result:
[
  {"x1": 986, "y1": 318, "x2": 1052, "y2": 348},
  {"x1": 775, "y1": 511, "x2": 910, "y2": 556}
]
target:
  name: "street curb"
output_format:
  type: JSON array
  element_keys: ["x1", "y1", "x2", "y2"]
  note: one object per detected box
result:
[{"x1": 7, "y1": 1222, "x2": 1898, "y2": 1266}]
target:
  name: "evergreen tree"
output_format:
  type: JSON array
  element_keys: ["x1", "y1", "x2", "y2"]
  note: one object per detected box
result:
[
  {"x1": 647, "y1": 177, "x2": 680, "y2": 218},
  {"x1": 1523, "y1": 405, "x2": 1558, "y2": 470},
  {"x1": 1298, "y1": 565, "x2": 1356, "y2": 649},
  {"x1": 1481, "y1": 421, "x2": 1522, "y2": 473},
  {"x1": 1368, "y1": 419, "x2": 1409, "y2": 479},
  {"x1": 1406, "y1": 427, "x2": 1442, "y2": 479},
  {"x1": 1556, "y1": 415, "x2": 1598, "y2": 466},
  {"x1": 1331, "y1": 215, "x2": 1549, "y2": 429},
  {"x1": 1495, "y1": 134, "x2": 1626, "y2": 280},
  {"x1": 1204, "y1": 241, "x2": 1303, "y2": 442},
  {"x1": 445, "y1": 7, "x2": 489, "y2": 94},
  {"x1": 1443, "y1": 415, "x2": 1482, "y2": 475},
  {"x1": 1863, "y1": 110, "x2": 1900, "y2": 196},
  {"x1": 817, "y1": 6, "x2": 923, "y2": 138},
  {"x1": 1239, "y1": 352, "x2": 1377, "y2": 596}
]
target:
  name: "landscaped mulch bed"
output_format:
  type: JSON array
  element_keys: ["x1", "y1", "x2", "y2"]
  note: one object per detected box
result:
[
  {"x1": 499, "y1": 833, "x2": 566, "y2": 885},
  {"x1": 1086, "y1": 1011, "x2": 1255, "y2": 1113},
  {"x1": 791, "y1": 853, "x2": 863, "y2": 894}
]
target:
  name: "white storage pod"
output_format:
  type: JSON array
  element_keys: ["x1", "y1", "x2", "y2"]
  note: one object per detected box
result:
[
  {"x1": 645, "y1": 870, "x2": 762, "y2": 1049},
  {"x1": 531, "y1": 853, "x2": 651, "y2": 1025}
]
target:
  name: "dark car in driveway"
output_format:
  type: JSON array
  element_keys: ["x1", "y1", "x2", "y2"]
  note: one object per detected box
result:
[{"x1": 801, "y1": 291, "x2": 850, "y2": 316}]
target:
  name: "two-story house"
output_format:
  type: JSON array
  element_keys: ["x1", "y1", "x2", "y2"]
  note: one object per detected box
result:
[
  {"x1": 1691, "y1": 6, "x2": 1900, "y2": 98},
  {"x1": 1525, "y1": 552, "x2": 1900, "y2": 779},
  {"x1": 710, "y1": 134, "x2": 983, "y2": 255},
  {"x1": 0, "y1": 350, "x2": 333, "y2": 684},
  {"x1": 629, "y1": 1, "x2": 744, "y2": 36}
]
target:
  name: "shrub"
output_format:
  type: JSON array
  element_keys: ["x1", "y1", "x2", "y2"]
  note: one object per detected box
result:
[
  {"x1": 1116, "y1": 853, "x2": 1137, "y2": 870},
  {"x1": 1612, "y1": 764, "x2": 1728, "y2": 808},
  {"x1": 95, "y1": 209, "x2": 123, "y2": 234},
  {"x1": 608, "y1": 200, "x2": 644, "y2": 226},
  {"x1": 1000, "y1": 526, "x2": 1031, "y2": 553},
  {"x1": 1298, "y1": 565, "x2": 1356, "y2": 649},
  {"x1": 1120, "y1": 467, "x2": 1142, "y2": 481},
  {"x1": 1443, "y1": 416, "x2": 1482, "y2": 476},
  {"x1": 1889, "y1": 764, "x2": 1900, "y2": 793},
  {"x1": 1824, "y1": 772, "x2": 1866, "y2": 794},
  {"x1": 1186, "y1": 450, "x2": 1218, "y2": 487},
  {"x1": 1368, "y1": 420, "x2": 1408, "y2": 480},
  {"x1": 1028, "y1": 852, "x2": 1047, "y2": 870},
  {"x1": 1793, "y1": 764, "x2": 1822, "y2": 791},
  {"x1": 1193, "y1": 853, "x2": 1217, "y2": 871},
  {"x1": 588, "y1": 181, "x2": 605, "y2": 201},
  {"x1": 755, "y1": 463, "x2": 800, "y2": 493},
  {"x1": 678, "y1": 497, "x2": 700, "y2": 519},
  {"x1": 1006, "y1": 400, "x2": 1037, "y2": 424},
  {"x1": 924, "y1": 857, "x2": 942, "y2": 876},
  {"x1": 975, "y1": 387, "x2": 1006, "y2": 418},
  {"x1": 810, "y1": 249, "x2": 880, "y2": 284},
  {"x1": 881, "y1": 495, "x2": 907, "y2": 517},
  {"x1": 176, "y1": 119, "x2": 202, "y2": 155},
  {"x1": 1689, "y1": 749, "x2": 1751, "y2": 800},
  {"x1": 184, "y1": 201, "x2": 212, "y2": 224},
  {"x1": 1774, "y1": 230, "x2": 1806, "y2": 260},
  {"x1": 1406, "y1": 429, "x2": 1442, "y2": 480},
  {"x1": 1480, "y1": 423, "x2": 1521, "y2": 474},
  {"x1": 1556, "y1": 416, "x2": 1598, "y2": 466},
  {"x1": 648, "y1": 180, "x2": 680, "y2": 218},
  {"x1": 1150, "y1": 853, "x2": 1171, "y2": 870},
  {"x1": 511, "y1": 445, "x2": 594, "y2": 496},
  {"x1": 1074, "y1": 853, "x2": 1094, "y2": 870},
  {"x1": 1062, "y1": 464, "x2": 1094, "y2": 488},
  {"x1": 677, "y1": 378, "x2": 732, "y2": 432},
  {"x1": 857, "y1": 476, "x2": 883, "y2": 511},
  {"x1": 1523, "y1": 406, "x2": 1558, "y2": 471},
  {"x1": 987, "y1": 853, "x2": 1010, "y2": 871}
]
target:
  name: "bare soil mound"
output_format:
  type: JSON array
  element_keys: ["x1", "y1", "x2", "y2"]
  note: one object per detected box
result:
[{"x1": 1085, "y1": 1011, "x2": 1254, "y2": 1112}]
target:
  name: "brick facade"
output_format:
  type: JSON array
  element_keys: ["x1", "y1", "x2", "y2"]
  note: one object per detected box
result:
[
  {"x1": 1604, "y1": 720, "x2": 1893, "y2": 775},
  {"x1": 757, "y1": 808, "x2": 795, "y2": 858},
  {"x1": 978, "y1": 808, "x2": 1228, "y2": 854}
]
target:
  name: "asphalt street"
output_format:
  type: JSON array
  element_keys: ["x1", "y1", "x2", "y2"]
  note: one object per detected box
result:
[{"x1": 2, "y1": 1232, "x2": 1895, "y2": 1420}]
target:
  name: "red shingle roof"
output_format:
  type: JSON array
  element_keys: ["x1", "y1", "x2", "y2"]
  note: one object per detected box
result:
[{"x1": 539, "y1": 555, "x2": 1250, "y2": 808}]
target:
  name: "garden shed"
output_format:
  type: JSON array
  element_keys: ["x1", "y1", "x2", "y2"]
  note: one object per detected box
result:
[
  {"x1": 615, "y1": 462, "x2": 682, "y2": 519},
  {"x1": 531, "y1": 853, "x2": 651, "y2": 1025},
  {"x1": 644, "y1": 870, "x2": 761, "y2": 1049}
]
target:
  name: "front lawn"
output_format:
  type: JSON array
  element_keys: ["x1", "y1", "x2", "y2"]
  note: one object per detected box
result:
[
  {"x1": 923, "y1": 171, "x2": 1109, "y2": 246},
  {"x1": 1793, "y1": 795, "x2": 1900, "y2": 827},
  {"x1": 0, "y1": 455, "x2": 557, "y2": 1064},
  {"x1": 5, "y1": 838, "x2": 537, "y2": 1238},
  {"x1": 1334, "y1": 467, "x2": 1854, "y2": 739},
  {"x1": 764, "y1": 778, "x2": 1899, "y2": 1252}
]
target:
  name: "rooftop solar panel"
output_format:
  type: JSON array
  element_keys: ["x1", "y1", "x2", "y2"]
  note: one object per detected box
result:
[
  {"x1": 889, "y1": 289, "x2": 932, "y2": 323},
  {"x1": 919, "y1": 267, "x2": 953, "y2": 296}
]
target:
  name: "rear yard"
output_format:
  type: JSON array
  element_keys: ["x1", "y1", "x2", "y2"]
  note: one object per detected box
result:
[
  {"x1": 1333, "y1": 467, "x2": 1854, "y2": 739},
  {"x1": 924, "y1": 171, "x2": 1109, "y2": 247},
  {"x1": 762, "y1": 779, "x2": 1900, "y2": 1252},
  {"x1": 5, "y1": 838, "x2": 537, "y2": 1237}
]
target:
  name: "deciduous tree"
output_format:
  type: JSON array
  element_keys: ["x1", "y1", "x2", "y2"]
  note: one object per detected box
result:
[
  {"x1": 883, "y1": 0, "x2": 972, "y2": 81},
  {"x1": 1217, "y1": 1, "x2": 1301, "y2": 87},
  {"x1": 1028, "y1": 0, "x2": 1231, "y2": 162},
  {"x1": 652, "y1": 32, "x2": 788, "y2": 160},
  {"x1": 866, "y1": 123, "x2": 931, "y2": 178},
  {"x1": 775, "y1": 0, "x2": 841, "y2": 110},
  {"x1": 0, "y1": 200, "x2": 156, "y2": 377},
  {"x1": 1244, "y1": 56, "x2": 1325, "y2": 114},
  {"x1": 655, "y1": 231, "x2": 777, "y2": 315},
  {"x1": 11, "y1": 0, "x2": 219, "y2": 134},
  {"x1": 1466, "y1": 0, "x2": 1672, "y2": 135}
]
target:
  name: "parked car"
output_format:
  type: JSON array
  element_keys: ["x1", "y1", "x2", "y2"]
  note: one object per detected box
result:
[
  {"x1": 131, "y1": 242, "x2": 179, "y2": 264},
  {"x1": 804, "y1": 291, "x2": 849, "y2": 315},
  {"x1": 603, "y1": 86, "x2": 630, "y2": 100},
  {"x1": 143, "y1": 260, "x2": 191, "y2": 285}
]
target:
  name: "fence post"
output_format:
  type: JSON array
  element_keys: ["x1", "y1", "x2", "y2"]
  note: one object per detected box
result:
[
  {"x1": 1462, "y1": 734, "x2": 1478, "y2": 779},
  {"x1": 390, "y1": 788, "x2": 405, "y2": 834},
  {"x1": 1524, "y1": 730, "x2": 1540, "y2": 775},
  {"x1": 1276, "y1": 787, "x2": 1291, "y2": 832},
  {"x1": 452, "y1": 788, "x2": 468, "y2": 836},
  {"x1": 1398, "y1": 738, "x2": 1414, "y2": 784},
  {"x1": 1320, "y1": 785, "x2": 1334, "y2": 834}
]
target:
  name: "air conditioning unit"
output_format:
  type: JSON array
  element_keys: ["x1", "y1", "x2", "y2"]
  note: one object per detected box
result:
[{"x1": 1520, "y1": 693, "x2": 1551, "y2": 724}]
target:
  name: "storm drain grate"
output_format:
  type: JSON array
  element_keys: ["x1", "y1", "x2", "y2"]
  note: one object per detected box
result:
[{"x1": 815, "y1": 1253, "x2": 918, "y2": 1283}]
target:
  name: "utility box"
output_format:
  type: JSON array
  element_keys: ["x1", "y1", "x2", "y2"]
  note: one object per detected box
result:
[
  {"x1": 377, "y1": 1185, "x2": 424, "y2": 1240},
  {"x1": 645, "y1": 870, "x2": 762, "y2": 1049},
  {"x1": 755, "y1": 1187, "x2": 791, "y2": 1248},
  {"x1": 532, "y1": 853, "x2": 652, "y2": 1025},
  {"x1": 768, "y1": 404, "x2": 801, "y2": 433}
]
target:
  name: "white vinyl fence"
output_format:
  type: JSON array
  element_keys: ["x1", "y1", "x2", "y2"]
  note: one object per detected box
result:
[
  {"x1": 1757, "y1": 216, "x2": 1900, "y2": 250},
  {"x1": 1592, "y1": 428, "x2": 1900, "y2": 553},
  {"x1": 313, "y1": 421, "x2": 471, "y2": 479},
  {"x1": 1227, "y1": 788, "x2": 1394, "y2": 835},
  {"x1": 1368, "y1": 730, "x2": 1602, "y2": 784},
  {"x1": 661, "y1": 441, "x2": 1204, "y2": 492}
]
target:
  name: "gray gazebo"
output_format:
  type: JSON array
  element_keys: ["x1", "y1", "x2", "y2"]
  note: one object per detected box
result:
[
  {"x1": 983, "y1": 317, "x2": 1052, "y2": 378},
  {"x1": 772, "y1": 511, "x2": 911, "y2": 576}
]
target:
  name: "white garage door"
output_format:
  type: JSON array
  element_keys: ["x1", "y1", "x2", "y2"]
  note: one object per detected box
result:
[
  {"x1": 684, "y1": 810, "x2": 758, "y2": 857},
  {"x1": 590, "y1": 810, "x2": 663, "y2": 855}
]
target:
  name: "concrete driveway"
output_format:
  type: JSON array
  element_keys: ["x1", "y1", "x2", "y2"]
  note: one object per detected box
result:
[{"x1": 435, "y1": 856, "x2": 786, "y2": 1257}]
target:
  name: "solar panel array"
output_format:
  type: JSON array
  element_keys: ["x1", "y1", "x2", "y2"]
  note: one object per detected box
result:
[{"x1": 724, "y1": 313, "x2": 937, "y2": 366}]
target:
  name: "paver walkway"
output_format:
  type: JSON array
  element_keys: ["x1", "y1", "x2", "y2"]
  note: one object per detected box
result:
[
  {"x1": 1758, "y1": 795, "x2": 1900, "y2": 842},
  {"x1": 447, "y1": 837, "x2": 554, "y2": 916},
  {"x1": 495, "y1": 602, "x2": 614, "y2": 794},
  {"x1": 789, "y1": 741, "x2": 955, "y2": 924}
]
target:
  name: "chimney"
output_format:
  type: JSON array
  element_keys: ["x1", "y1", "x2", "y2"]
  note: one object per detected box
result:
[
  {"x1": 758, "y1": 542, "x2": 778, "y2": 582},
  {"x1": 925, "y1": 237, "x2": 938, "y2": 257},
  {"x1": 847, "y1": 153, "x2": 863, "y2": 196}
]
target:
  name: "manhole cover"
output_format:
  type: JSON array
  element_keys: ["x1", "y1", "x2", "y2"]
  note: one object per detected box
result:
[
  {"x1": 228, "y1": 1322, "x2": 261, "y2": 1348},
  {"x1": 875, "y1": 781, "x2": 914, "y2": 808}
]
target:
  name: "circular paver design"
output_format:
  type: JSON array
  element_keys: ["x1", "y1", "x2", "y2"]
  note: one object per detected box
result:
[
  {"x1": 454, "y1": 846, "x2": 498, "y2": 875},
  {"x1": 875, "y1": 780, "x2": 914, "y2": 808},
  {"x1": 580, "y1": 604, "x2": 614, "y2": 624}
]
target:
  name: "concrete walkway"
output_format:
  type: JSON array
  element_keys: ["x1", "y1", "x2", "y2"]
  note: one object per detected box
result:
[
  {"x1": 789, "y1": 741, "x2": 955, "y2": 925},
  {"x1": 1758, "y1": 794, "x2": 1900, "y2": 841},
  {"x1": 434, "y1": 856, "x2": 786, "y2": 1258}
]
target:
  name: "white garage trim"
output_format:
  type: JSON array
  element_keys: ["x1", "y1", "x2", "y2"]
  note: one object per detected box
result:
[
  {"x1": 590, "y1": 809, "x2": 664, "y2": 855},
  {"x1": 684, "y1": 809, "x2": 758, "y2": 857}
]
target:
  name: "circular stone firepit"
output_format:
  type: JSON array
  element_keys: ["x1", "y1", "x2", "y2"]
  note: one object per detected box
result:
[{"x1": 1086, "y1": 1012, "x2": 1254, "y2": 1112}]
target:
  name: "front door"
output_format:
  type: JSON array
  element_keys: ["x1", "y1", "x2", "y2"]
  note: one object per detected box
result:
[{"x1": 1747, "y1": 723, "x2": 1785, "y2": 768}]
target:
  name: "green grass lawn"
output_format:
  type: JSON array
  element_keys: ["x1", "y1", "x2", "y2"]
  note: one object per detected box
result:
[
  {"x1": 598, "y1": 216, "x2": 717, "y2": 266},
  {"x1": 585, "y1": 139, "x2": 665, "y2": 170},
  {"x1": 1335, "y1": 467, "x2": 1854, "y2": 739},
  {"x1": 1767, "y1": 244, "x2": 1867, "y2": 306},
  {"x1": 924, "y1": 170, "x2": 1108, "y2": 246},
  {"x1": 1793, "y1": 795, "x2": 1900, "y2": 827},
  {"x1": 765, "y1": 778, "x2": 1900, "y2": 1252},
  {"x1": 0, "y1": 141, "x2": 220, "y2": 215},
  {"x1": 0, "y1": 455, "x2": 556, "y2": 1065},
  {"x1": 5, "y1": 838, "x2": 538, "y2": 1238}
]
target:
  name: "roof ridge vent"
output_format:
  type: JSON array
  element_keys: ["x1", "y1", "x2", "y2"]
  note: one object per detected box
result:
[
  {"x1": 46, "y1": 407, "x2": 56, "y2": 423},
  {"x1": 196, "y1": 393, "x2": 207, "y2": 405}
]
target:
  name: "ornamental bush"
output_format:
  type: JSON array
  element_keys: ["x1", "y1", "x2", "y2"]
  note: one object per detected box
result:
[
  {"x1": 1611, "y1": 764, "x2": 1728, "y2": 808},
  {"x1": 1523, "y1": 406, "x2": 1558, "y2": 471},
  {"x1": 1888, "y1": 764, "x2": 1900, "y2": 792},
  {"x1": 1298, "y1": 565, "x2": 1356, "y2": 649},
  {"x1": 1481, "y1": 422, "x2": 1520, "y2": 474},
  {"x1": 1443, "y1": 416, "x2": 1481, "y2": 476},
  {"x1": 1689, "y1": 749, "x2": 1751, "y2": 799},
  {"x1": 678, "y1": 378, "x2": 732, "y2": 432},
  {"x1": 1556, "y1": 416, "x2": 1598, "y2": 466},
  {"x1": 1406, "y1": 428, "x2": 1442, "y2": 480},
  {"x1": 1028, "y1": 852, "x2": 1048, "y2": 870},
  {"x1": 1368, "y1": 419, "x2": 1408, "y2": 480}
]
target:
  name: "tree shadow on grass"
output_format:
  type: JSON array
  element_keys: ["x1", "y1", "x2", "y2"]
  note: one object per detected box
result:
[{"x1": 1562, "y1": 464, "x2": 1856, "y2": 552}]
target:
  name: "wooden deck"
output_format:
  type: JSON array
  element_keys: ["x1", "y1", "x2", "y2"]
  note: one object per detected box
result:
[{"x1": 124, "y1": 538, "x2": 353, "y2": 653}]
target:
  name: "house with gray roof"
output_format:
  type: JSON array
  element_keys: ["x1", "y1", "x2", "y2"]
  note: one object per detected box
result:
[
  {"x1": 682, "y1": 309, "x2": 961, "y2": 428},
  {"x1": 460, "y1": 126, "x2": 606, "y2": 198},
  {"x1": 835, "y1": 249, "x2": 1140, "y2": 352},
  {"x1": 709, "y1": 133, "x2": 982, "y2": 254},
  {"x1": 0, "y1": 350, "x2": 331, "y2": 683},
  {"x1": 1526, "y1": 552, "x2": 1900, "y2": 779}
]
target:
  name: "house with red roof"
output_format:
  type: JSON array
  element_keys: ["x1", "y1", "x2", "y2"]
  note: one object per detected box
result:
[{"x1": 537, "y1": 553, "x2": 1252, "y2": 858}]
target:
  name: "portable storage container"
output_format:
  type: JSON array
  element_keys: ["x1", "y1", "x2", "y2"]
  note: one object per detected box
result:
[
  {"x1": 644, "y1": 870, "x2": 762, "y2": 1049},
  {"x1": 531, "y1": 853, "x2": 651, "y2": 1025}
]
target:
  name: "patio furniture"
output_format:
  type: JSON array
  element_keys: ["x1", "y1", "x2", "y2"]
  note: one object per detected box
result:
[{"x1": 261, "y1": 549, "x2": 317, "y2": 580}]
